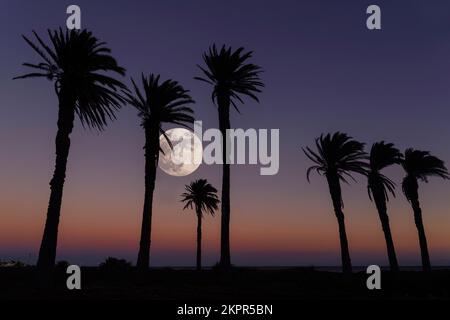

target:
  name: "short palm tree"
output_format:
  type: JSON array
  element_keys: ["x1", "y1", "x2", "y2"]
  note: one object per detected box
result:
[
  {"x1": 14, "y1": 29, "x2": 126, "y2": 281},
  {"x1": 401, "y1": 148, "x2": 449, "y2": 272},
  {"x1": 303, "y1": 132, "x2": 368, "y2": 274},
  {"x1": 196, "y1": 44, "x2": 263, "y2": 268},
  {"x1": 125, "y1": 74, "x2": 194, "y2": 271},
  {"x1": 181, "y1": 179, "x2": 219, "y2": 270},
  {"x1": 367, "y1": 142, "x2": 403, "y2": 272}
]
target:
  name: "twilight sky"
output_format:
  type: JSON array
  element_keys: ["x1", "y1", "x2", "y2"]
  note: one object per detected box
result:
[{"x1": 1, "y1": 0, "x2": 450, "y2": 266}]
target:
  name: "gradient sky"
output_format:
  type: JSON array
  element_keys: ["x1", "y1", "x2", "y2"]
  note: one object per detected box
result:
[{"x1": 1, "y1": 0, "x2": 450, "y2": 266}]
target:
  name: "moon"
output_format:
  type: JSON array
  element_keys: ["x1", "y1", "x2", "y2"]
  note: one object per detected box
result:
[{"x1": 158, "y1": 128, "x2": 203, "y2": 176}]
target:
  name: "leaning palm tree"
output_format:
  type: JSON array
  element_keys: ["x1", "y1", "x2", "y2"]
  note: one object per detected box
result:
[
  {"x1": 125, "y1": 74, "x2": 194, "y2": 271},
  {"x1": 303, "y1": 132, "x2": 368, "y2": 274},
  {"x1": 195, "y1": 44, "x2": 263, "y2": 268},
  {"x1": 367, "y1": 142, "x2": 403, "y2": 272},
  {"x1": 181, "y1": 179, "x2": 219, "y2": 270},
  {"x1": 14, "y1": 28, "x2": 126, "y2": 281},
  {"x1": 401, "y1": 148, "x2": 449, "y2": 272}
]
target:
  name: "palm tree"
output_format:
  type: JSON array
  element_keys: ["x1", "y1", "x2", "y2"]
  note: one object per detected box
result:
[
  {"x1": 14, "y1": 29, "x2": 126, "y2": 281},
  {"x1": 303, "y1": 132, "x2": 368, "y2": 274},
  {"x1": 195, "y1": 44, "x2": 263, "y2": 268},
  {"x1": 181, "y1": 179, "x2": 219, "y2": 270},
  {"x1": 367, "y1": 142, "x2": 403, "y2": 272},
  {"x1": 401, "y1": 148, "x2": 449, "y2": 272},
  {"x1": 125, "y1": 74, "x2": 194, "y2": 271}
]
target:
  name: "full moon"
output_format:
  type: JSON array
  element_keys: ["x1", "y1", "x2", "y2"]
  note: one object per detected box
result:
[{"x1": 158, "y1": 128, "x2": 203, "y2": 176}]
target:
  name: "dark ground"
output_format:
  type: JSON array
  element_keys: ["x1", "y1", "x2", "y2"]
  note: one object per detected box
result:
[{"x1": 1, "y1": 267, "x2": 449, "y2": 300}]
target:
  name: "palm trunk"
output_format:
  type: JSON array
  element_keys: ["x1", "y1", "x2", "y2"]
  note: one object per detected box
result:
[
  {"x1": 326, "y1": 173, "x2": 352, "y2": 274},
  {"x1": 410, "y1": 198, "x2": 431, "y2": 272},
  {"x1": 196, "y1": 209, "x2": 202, "y2": 271},
  {"x1": 136, "y1": 124, "x2": 159, "y2": 271},
  {"x1": 218, "y1": 94, "x2": 231, "y2": 268},
  {"x1": 373, "y1": 189, "x2": 399, "y2": 272},
  {"x1": 37, "y1": 90, "x2": 75, "y2": 283}
]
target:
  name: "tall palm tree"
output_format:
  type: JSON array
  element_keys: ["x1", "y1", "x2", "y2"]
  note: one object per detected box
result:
[
  {"x1": 303, "y1": 132, "x2": 368, "y2": 274},
  {"x1": 125, "y1": 74, "x2": 194, "y2": 271},
  {"x1": 14, "y1": 29, "x2": 126, "y2": 281},
  {"x1": 401, "y1": 148, "x2": 449, "y2": 272},
  {"x1": 195, "y1": 44, "x2": 263, "y2": 268},
  {"x1": 367, "y1": 142, "x2": 403, "y2": 272},
  {"x1": 181, "y1": 179, "x2": 219, "y2": 270}
]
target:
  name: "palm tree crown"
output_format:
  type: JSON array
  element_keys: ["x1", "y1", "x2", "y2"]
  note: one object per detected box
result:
[
  {"x1": 125, "y1": 73, "x2": 195, "y2": 133},
  {"x1": 303, "y1": 132, "x2": 368, "y2": 194},
  {"x1": 402, "y1": 148, "x2": 450, "y2": 200},
  {"x1": 15, "y1": 28, "x2": 126, "y2": 130},
  {"x1": 195, "y1": 44, "x2": 263, "y2": 269},
  {"x1": 368, "y1": 141, "x2": 403, "y2": 202},
  {"x1": 195, "y1": 44, "x2": 264, "y2": 111},
  {"x1": 181, "y1": 179, "x2": 220, "y2": 216}
]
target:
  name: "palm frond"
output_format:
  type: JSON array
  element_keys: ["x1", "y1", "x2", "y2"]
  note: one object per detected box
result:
[
  {"x1": 401, "y1": 148, "x2": 449, "y2": 201},
  {"x1": 367, "y1": 141, "x2": 402, "y2": 202},
  {"x1": 126, "y1": 73, "x2": 195, "y2": 130},
  {"x1": 402, "y1": 148, "x2": 450, "y2": 182}
]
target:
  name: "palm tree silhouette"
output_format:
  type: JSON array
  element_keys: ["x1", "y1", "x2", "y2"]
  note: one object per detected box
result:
[
  {"x1": 181, "y1": 179, "x2": 219, "y2": 271},
  {"x1": 125, "y1": 74, "x2": 194, "y2": 271},
  {"x1": 14, "y1": 29, "x2": 126, "y2": 281},
  {"x1": 367, "y1": 142, "x2": 403, "y2": 272},
  {"x1": 195, "y1": 44, "x2": 263, "y2": 268},
  {"x1": 401, "y1": 148, "x2": 449, "y2": 272},
  {"x1": 303, "y1": 132, "x2": 368, "y2": 274}
]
